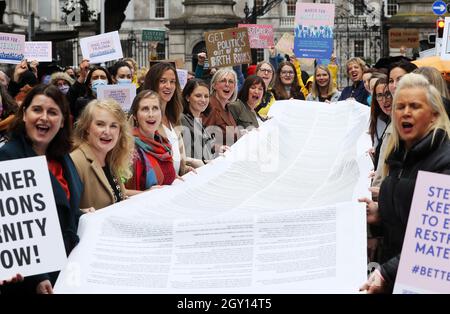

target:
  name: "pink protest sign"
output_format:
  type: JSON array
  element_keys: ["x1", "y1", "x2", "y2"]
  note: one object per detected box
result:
[
  {"x1": 295, "y1": 3, "x2": 335, "y2": 27},
  {"x1": 238, "y1": 24, "x2": 274, "y2": 49},
  {"x1": 394, "y1": 171, "x2": 450, "y2": 294}
]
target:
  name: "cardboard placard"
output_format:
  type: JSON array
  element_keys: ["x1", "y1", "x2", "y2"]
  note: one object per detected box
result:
[
  {"x1": 205, "y1": 27, "x2": 252, "y2": 68},
  {"x1": 388, "y1": 29, "x2": 420, "y2": 48},
  {"x1": 275, "y1": 33, "x2": 295, "y2": 56}
]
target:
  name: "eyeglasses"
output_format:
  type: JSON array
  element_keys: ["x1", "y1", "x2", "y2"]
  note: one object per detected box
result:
[
  {"x1": 219, "y1": 78, "x2": 235, "y2": 85},
  {"x1": 281, "y1": 71, "x2": 295, "y2": 76},
  {"x1": 375, "y1": 92, "x2": 393, "y2": 101},
  {"x1": 258, "y1": 68, "x2": 273, "y2": 74}
]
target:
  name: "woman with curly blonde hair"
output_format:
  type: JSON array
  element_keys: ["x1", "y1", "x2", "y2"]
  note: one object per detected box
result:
[{"x1": 71, "y1": 99, "x2": 134, "y2": 211}]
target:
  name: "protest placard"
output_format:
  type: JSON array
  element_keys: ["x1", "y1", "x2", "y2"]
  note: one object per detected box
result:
[
  {"x1": 388, "y1": 29, "x2": 419, "y2": 48},
  {"x1": 238, "y1": 24, "x2": 274, "y2": 49},
  {"x1": 294, "y1": 3, "x2": 335, "y2": 59},
  {"x1": 0, "y1": 32, "x2": 25, "y2": 64},
  {"x1": 24, "y1": 41, "x2": 53, "y2": 62},
  {"x1": 80, "y1": 31, "x2": 123, "y2": 64},
  {"x1": 394, "y1": 171, "x2": 450, "y2": 294},
  {"x1": 441, "y1": 17, "x2": 450, "y2": 60},
  {"x1": 0, "y1": 156, "x2": 67, "y2": 279},
  {"x1": 275, "y1": 33, "x2": 294, "y2": 56},
  {"x1": 142, "y1": 29, "x2": 165, "y2": 43},
  {"x1": 205, "y1": 27, "x2": 252, "y2": 68},
  {"x1": 96, "y1": 84, "x2": 136, "y2": 112},
  {"x1": 176, "y1": 69, "x2": 188, "y2": 89}
]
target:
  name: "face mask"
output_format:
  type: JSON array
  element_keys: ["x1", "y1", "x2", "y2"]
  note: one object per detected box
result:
[
  {"x1": 117, "y1": 78, "x2": 132, "y2": 85},
  {"x1": 58, "y1": 84, "x2": 70, "y2": 95},
  {"x1": 91, "y1": 79, "x2": 108, "y2": 94}
]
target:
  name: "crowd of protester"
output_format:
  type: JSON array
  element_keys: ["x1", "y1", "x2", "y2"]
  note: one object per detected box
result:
[{"x1": 1, "y1": 46, "x2": 450, "y2": 294}]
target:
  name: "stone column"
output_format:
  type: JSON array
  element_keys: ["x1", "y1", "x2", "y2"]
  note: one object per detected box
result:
[{"x1": 167, "y1": 0, "x2": 241, "y2": 70}]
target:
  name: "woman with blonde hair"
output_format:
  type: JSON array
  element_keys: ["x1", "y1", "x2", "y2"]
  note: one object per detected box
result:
[
  {"x1": 203, "y1": 67, "x2": 241, "y2": 146},
  {"x1": 359, "y1": 73, "x2": 450, "y2": 293},
  {"x1": 71, "y1": 99, "x2": 134, "y2": 211},
  {"x1": 413, "y1": 66, "x2": 450, "y2": 117},
  {"x1": 307, "y1": 65, "x2": 341, "y2": 102},
  {"x1": 338, "y1": 57, "x2": 370, "y2": 106}
]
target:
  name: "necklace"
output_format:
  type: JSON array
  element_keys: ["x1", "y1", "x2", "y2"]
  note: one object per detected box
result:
[{"x1": 111, "y1": 175, "x2": 124, "y2": 202}]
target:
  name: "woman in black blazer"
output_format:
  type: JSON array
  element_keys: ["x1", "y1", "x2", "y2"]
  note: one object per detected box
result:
[{"x1": 0, "y1": 84, "x2": 83, "y2": 294}]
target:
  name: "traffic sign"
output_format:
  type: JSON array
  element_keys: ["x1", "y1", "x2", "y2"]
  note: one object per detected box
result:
[
  {"x1": 142, "y1": 29, "x2": 165, "y2": 43},
  {"x1": 432, "y1": 1, "x2": 447, "y2": 15}
]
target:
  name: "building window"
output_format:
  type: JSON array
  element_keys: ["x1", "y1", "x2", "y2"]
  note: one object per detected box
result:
[
  {"x1": 286, "y1": 0, "x2": 296, "y2": 17},
  {"x1": 354, "y1": 0, "x2": 365, "y2": 16},
  {"x1": 317, "y1": 0, "x2": 333, "y2": 3},
  {"x1": 354, "y1": 40, "x2": 364, "y2": 58},
  {"x1": 157, "y1": 42, "x2": 165, "y2": 59},
  {"x1": 256, "y1": 48, "x2": 264, "y2": 63},
  {"x1": 155, "y1": 0, "x2": 165, "y2": 18},
  {"x1": 254, "y1": 0, "x2": 264, "y2": 15},
  {"x1": 386, "y1": 0, "x2": 398, "y2": 16}
]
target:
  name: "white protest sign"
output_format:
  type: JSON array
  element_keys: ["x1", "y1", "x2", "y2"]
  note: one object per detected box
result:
[
  {"x1": 24, "y1": 41, "x2": 53, "y2": 62},
  {"x1": 80, "y1": 31, "x2": 123, "y2": 64},
  {"x1": 441, "y1": 17, "x2": 450, "y2": 59},
  {"x1": 96, "y1": 84, "x2": 137, "y2": 112},
  {"x1": 0, "y1": 32, "x2": 25, "y2": 64},
  {"x1": 176, "y1": 69, "x2": 188, "y2": 89},
  {"x1": 0, "y1": 156, "x2": 67, "y2": 279},
  {"x1": 394, "y1": 171, "x2": 450, "y2": 294}
]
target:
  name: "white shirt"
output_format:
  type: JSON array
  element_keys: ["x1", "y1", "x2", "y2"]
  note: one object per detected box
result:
[{"x1": 163, "y1": 123, "x2": 181, "y2": 175}]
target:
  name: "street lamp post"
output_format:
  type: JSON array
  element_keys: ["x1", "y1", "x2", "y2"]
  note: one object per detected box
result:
[
  {"x1": 127, "y1": 30, "x2": 136, "y2": 59},
  {"x1": 243, "y1": 2, "x2": 257, "y2": 65}
]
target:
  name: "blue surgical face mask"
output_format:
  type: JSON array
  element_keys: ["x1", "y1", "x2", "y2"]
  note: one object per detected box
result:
[
  {"x1": 91, "y1": 79, "x2": 108, "y2": 94},
  {"x1": 117, "y1": 78, "x2": 132, "y2": 85},
  {"x1": 58, "y1": 84, "x2": 70, "y2": 95}
]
